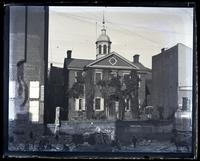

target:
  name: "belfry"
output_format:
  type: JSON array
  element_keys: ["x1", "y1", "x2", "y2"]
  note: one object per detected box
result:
[{"x1": 96, "y1": 14, "x2": 112, "y2": 59}]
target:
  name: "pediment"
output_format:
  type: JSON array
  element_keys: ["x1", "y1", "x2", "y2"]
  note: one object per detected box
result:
[{"x1": 86, "y1": 52, "x2": 138, "y2": 69}]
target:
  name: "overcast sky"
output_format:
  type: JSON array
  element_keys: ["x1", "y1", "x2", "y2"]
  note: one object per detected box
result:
[{"x1": 49, "y1": 6, "x2": 193, "y2": 69}]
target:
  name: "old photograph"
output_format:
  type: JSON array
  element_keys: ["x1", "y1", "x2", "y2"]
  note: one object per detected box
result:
[{"x1": 5, "y1": 5, "x2": 196, "y2": 158}]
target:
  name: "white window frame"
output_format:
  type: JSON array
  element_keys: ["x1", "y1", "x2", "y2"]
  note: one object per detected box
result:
[
  {"x1": 75, "y1": 98, "x2": 86, "y2": 111},
  {"x1": 94, "y1": 71, "x2": 102, "y2": 84},
  {"x1": 123, "y1": 72, "x2": 130, "y2": 77},
  {"x1": 109, "y1": 71, "x2": 117, "y2": 80},
  {"x1": 29, "y1": 101, "x2": 39, "y2": 122},
  {"x1": 9, "y1": 99, "x2": 15, "y2": 120},
  {"x1": 125, "y1": 98, "x2": 131, "y2": 111},
  {"x1": 122, "y1": 72, "x2": 130, "y2": 85},
  {"x1": 74, "y1": 71, "x2": 78, "y2": 82},
  {"x1": 9, "y1": 81, "x2": 16, "y2": 99},
  {"x1": 139, "y1": 98, "x2": 141, "y2": 109},
  {"x1": 138, "y1": 74, "x2": 141, "y2": 88},
  {"x1": 40, "y1": 85, "x2": 44, "y2": 101},
  {"x1": 94, "y1": 97, "x2": 104, "y2": 111},
  {"x1": 29, "y1": 81, "x2": 40, "y2": 99},
  {"x1": 83, "y1": 84, "x2": 85, "y2": 97}
]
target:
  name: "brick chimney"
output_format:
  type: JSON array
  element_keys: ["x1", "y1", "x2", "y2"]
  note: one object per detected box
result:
[
  {"x1": 133, "y1": 54, "x2": 140, "y2": 63},
  {"x1": 67, "y1": 50, "x2": 72, "y2": 59},
  {"x1": 161, "y1": 48, "x2": 165, "y2": 53}
]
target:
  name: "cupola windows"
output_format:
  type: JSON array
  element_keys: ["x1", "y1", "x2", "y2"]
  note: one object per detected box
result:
[
  {"x1": 99, "y1": 45, "x2": 102, "y2": 54},
  {"x1": 103, "y1": 45, "x2": 107, "y2": 54}
]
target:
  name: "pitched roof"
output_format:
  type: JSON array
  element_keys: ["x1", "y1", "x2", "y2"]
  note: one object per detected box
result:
[
  {"x1": 132, "y1": 62, "x2": 151, "y2": 72},
  {"x1": 64, "y1": 52, "x2": 151, "y2": 71},
  {"x1": 49, "y1": 66, "x2": 64, "y2": 85},
  {"x1": 64, "y1": 58, "x2": 94, "y2": 69}
]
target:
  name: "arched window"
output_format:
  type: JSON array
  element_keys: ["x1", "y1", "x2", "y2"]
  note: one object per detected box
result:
[
  {"x1": 103, "y1": 45, "x2": 107, "y2": 54},
  {"x1": 99, "y1": 45, "x2": 102, "y2": 54}
]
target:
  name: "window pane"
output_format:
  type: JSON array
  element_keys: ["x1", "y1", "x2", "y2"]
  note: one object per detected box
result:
[
  {"x1": 40, "y1": 85, "x2": 44, "y2": 101},
  {"x1": 99, "y1": 45, "x2": 102, "y2": 54},
  {"x1": 74, "y1": 71, "x2": 77, "y2": 82},
  {"x1": 9, "y1": 99, "x2": 15, "y2": 120},
  {"x1": 103, "y1": 45, "x2": 106, "y2": 54},
  {"x1": 9, "y1": 81, "x2": 15, "y2": 98},
  {"x1": 29, "y1": 81, "x2": 39, "y2": 98},
  {"x1": 138, "y1": 74, "x2": 141, "y2": 87},
  {"x1": 96, "y1": 72, "x2": 102, "y2": 83},
  {"x1": 29, "y1": 101, "x2": 39, "y2": 122},
  {"x1": 110, "y1": 71, "x2": 117, "y2": 79},
  {"x1": 79, "y1": 99, "x2": 82, "y2": 110},
  {"x1": 123, "y1": 73, "x2": 130, "y2": 79},
  {"x1": 75, "y1": 98, "x2": 79, "y2": 111},
  {"x1": 95, "y1": 98, "x2": 101, "y2": 110}
]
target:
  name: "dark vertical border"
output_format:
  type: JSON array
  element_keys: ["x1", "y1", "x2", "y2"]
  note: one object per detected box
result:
[
  {"x1": 24, "y1": 6, "x2": 27, "y2": 62},
  {"x1": 192, "y1": 3, "x2": 197, "y2": 158},
  {"x1": 44, "y1": 6, "x2": 49, "y2": 128},
  {"x1": 3, "y1": 5, "x2": 10, "y2": 156}
]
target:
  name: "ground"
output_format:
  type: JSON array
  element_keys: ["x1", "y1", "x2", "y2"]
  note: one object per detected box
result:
[
  {"x1": 8, "y1": 131, "x2": 191, "y2": 153},
  {"x1": 8, "y1": 120, "x2": 192, "y2": 153},
  {"x1": 8, "y1": 139, "x2": 190, "y2": 152}
]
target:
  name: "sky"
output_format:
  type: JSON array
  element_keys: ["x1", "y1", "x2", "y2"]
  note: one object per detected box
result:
[{"x1": 49, "y1": 6, "x2": 193, "y2": 69}]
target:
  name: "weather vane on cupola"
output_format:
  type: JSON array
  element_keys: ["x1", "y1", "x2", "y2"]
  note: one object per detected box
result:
[
  {"x1": 102, "y1": 11, "x2": 105, "y2": 29},
  {"x1": 95, "y1": 11, "x2": 112, "y2": 59}
]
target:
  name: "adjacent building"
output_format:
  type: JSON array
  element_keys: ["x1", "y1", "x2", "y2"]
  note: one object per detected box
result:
[
  {"x1": 152, "y1": 43, "x2": 193, "y2": 126},
  {"x1": 8, "y1": 6, "x2": 47, "y2": 123}
]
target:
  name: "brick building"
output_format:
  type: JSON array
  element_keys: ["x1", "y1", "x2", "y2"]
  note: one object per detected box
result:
[{"x1": 46, "y1": 20, "x2": 152, "y2": 123}]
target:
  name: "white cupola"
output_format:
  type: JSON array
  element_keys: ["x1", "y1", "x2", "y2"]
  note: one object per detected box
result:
[{"x1": 96, "y1": 14, "x2": 112, "y2": 59}]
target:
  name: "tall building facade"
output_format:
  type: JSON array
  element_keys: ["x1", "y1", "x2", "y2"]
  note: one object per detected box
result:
[
  {"x1": 152, "y1": 43, "x2": 193, "y2": 121},
  {"x1": 8, "y1": 6, "x2": 48, "y2": 123}
]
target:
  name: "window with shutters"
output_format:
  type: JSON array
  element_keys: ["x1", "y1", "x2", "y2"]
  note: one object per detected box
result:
[
  {"x1": 75, "y1": 98, "x2": 85, "y2": 111},
  {"x1": 94, "y1": 97, "x2": 104, "y2": 111},
  {"x1": 125, "y1": 98, "x2": 131, "y2": 111},
  {"x1": 95, "y1": 98, "x2": 101, "y2": 110},
  {"x1": 79, "y1": 98, "x2": 83, "y2": 110}
]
